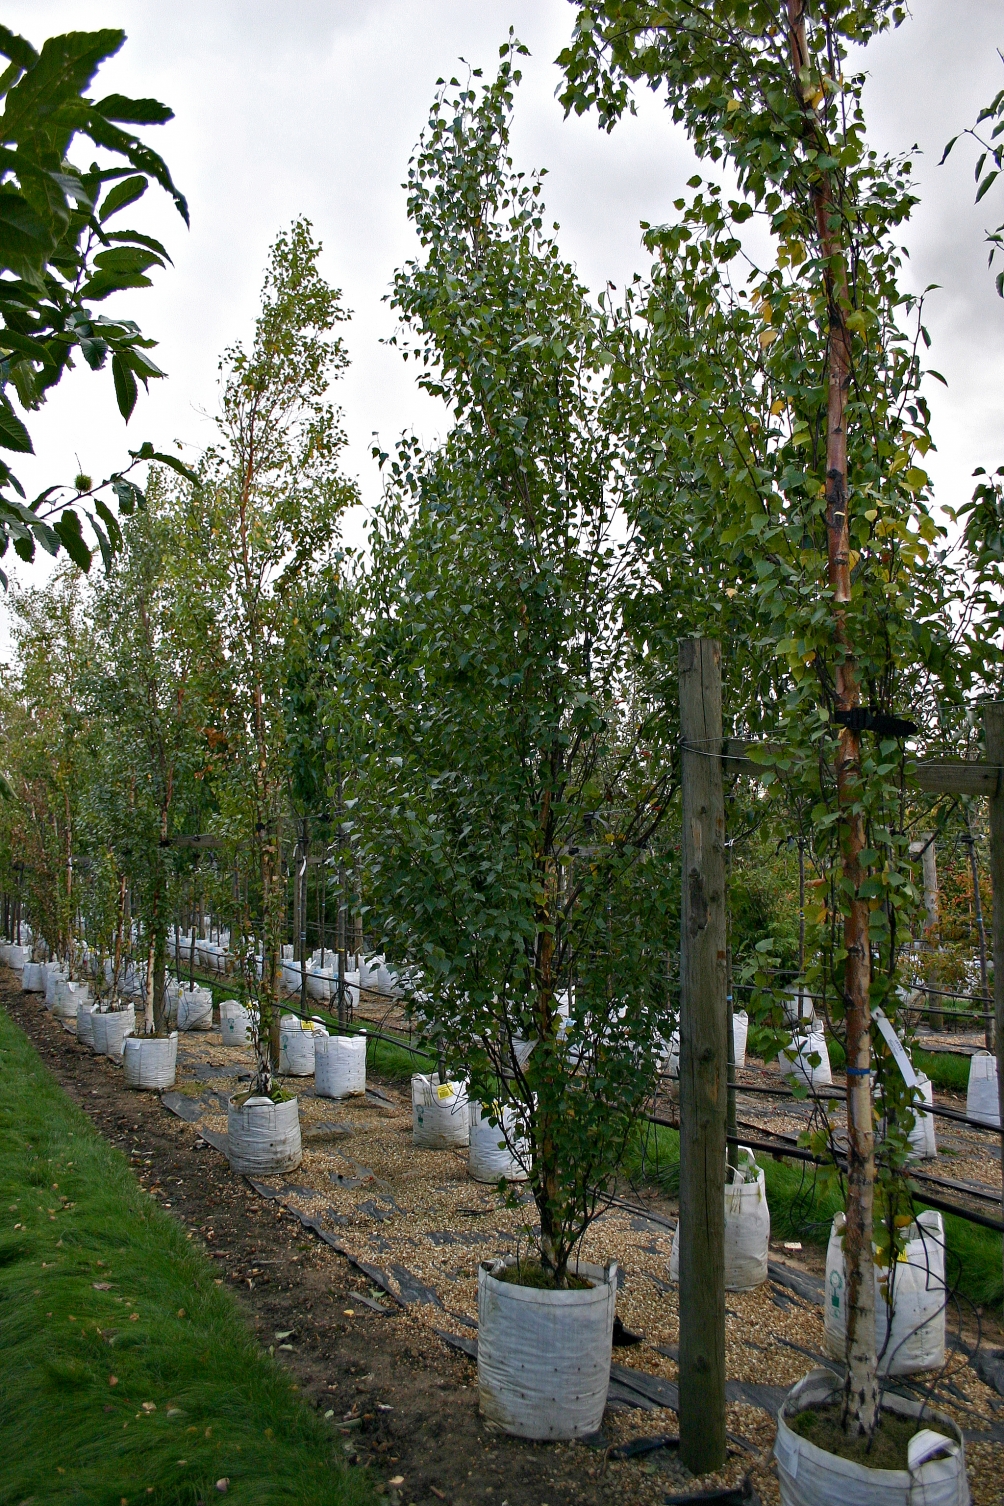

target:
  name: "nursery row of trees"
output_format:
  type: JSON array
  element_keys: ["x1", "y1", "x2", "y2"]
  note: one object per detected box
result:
[{"x1": 2, "y1": 2, "x2": 1002, "y2": 1454}]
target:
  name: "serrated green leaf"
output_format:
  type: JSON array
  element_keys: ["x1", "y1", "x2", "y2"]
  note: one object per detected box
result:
[
  {"x1": 0, "y1": 399, "x2": 32, "y2": 452},
  {"x1": 52, "y1": 508, "x2": 92, "y2": 570},
  {"x1": 98, "y1": 173, "x2": 147, "y2": 222},
  {"x1": 93, "y1": 93, "x2": 173, "y2": 125},
  {"x1": 112, "y1": 351, "x2": 137, "y2": 421}
]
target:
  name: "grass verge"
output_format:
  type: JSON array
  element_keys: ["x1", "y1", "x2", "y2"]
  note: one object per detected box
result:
[
  {"x1": 626, "y1": 1119, "x2": 1002, "y2": 1311},
  {"x1": 0, "y1": 1004, "x2": 374, "y2": 1506}
]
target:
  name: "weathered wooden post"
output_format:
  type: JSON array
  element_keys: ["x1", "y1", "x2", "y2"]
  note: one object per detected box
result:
[
  {"x1": 980, "y1": 704, "x2": 1004, "y2": 1295},
  {"x1": 678, "y1": 637, "x2": 727, "y2": 1474}
]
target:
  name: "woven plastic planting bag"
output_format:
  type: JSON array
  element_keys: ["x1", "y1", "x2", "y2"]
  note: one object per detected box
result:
[
  {"x1": 670, "y1": 1147, "x2": 770, "y2": 1291},
  {"x1": 314, "y1": 1033, "x2": 366, "y2": 1099},
  {"x1": 279, "y1": 1015, "x2": 327, "y2": 1076},
  {"x1": 21, "y1": 961, "x2": 44, "y2": 992},
  {"x1": 91, "y1": 1006, "x2": 135, "y2": 1061},
  {"x1": 44, "y1": 964, "x2": 68, "y2": 1007},
  {"x1": 177, "y1": 984, "x2": 213, "y2": 1032},
  {"x1": 76, "y1": 1001, "x2": 99, "y2": 1046},
  {"x1": 468, "y1": 1101, "x2": 529, "y2": 1183},
  {"x1": 908, "y1": 1073, "x2": 937, "y2": 1161},
  {"x1": 227, "y1": 1095, "x2": 302, "y2": 1175},
  {"x1": 477, "y1": 1259, "x2": 618, "y2": 1439},
  {"x1": 966, "y1": 1051, "x2": 1000, "y2": 1128},
  {"x1": 412, "y1": 1073, "x2": 469, "y2": 1148},
  {"x1": 220, "y1": 1001, "x2": 252, "y2": 1046},
  {"x1": 52, "y1": 978, "x2": 90, "y2": 1020},
  {"x1": 824, "y1": 1210, "x2": 946, "y2": 1376},
  {"x1": 123, "y1": 1032, "x2": 178, "y2": 1091},
  {"x1": 774, "y1": 1366, "x2": 969, "y2": 1506}
]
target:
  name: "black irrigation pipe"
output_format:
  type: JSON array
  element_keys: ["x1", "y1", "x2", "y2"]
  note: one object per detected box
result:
[
  {"x1": 273, "y1": 999, "x2": 435, "y2": 1063},
  {"x1": 730, "y1": 979, "x2": 994, "y2": 1022},
  {"x1": 750, "y1": 967, "x2": 995, "y2": 1008},
  {"x1": 705, "y1": 1076, "x2": 1003, "y2": 1136},
  {"x1": 645, "y1": 1116, "x2": 1004, "y2": 1235}
]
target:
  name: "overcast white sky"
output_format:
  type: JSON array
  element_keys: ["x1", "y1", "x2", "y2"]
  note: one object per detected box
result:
[{"x1": 2, "y1": 1, "x2": 1003, "y2": 617}]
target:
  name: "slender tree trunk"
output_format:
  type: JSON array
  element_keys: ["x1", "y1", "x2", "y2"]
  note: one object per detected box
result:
[
  {"x1": 112, "y1": 872, "x2": 127, "y2": 998},
  {"x1": 964, "y1": 810, "x2": 992, "y2": 1047},
  {"x1": 532, "y1": 785, "x2": 563, "y2": 1281},
  {"x1": 787, "y1": 0, "x2": 876, "y2": 1436},
  {"x1": 678, "y1": 637, "x2": 727, "y2": 1475}
]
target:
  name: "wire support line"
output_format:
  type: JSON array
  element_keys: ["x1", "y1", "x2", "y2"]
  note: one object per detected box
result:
[{"x1": 656, "y1": 1070, "x2": 1004, "y2": 1134}]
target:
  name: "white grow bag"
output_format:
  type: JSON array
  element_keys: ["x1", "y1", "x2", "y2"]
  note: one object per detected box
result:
[
  {"x1": 227, "y1": 1094, "x2": 302, "y2": 1175},
  {"x1": 670, "y1": 1147, "x2": 770, "y2": 1291},
  {"x1": 780, "y1": 1028, "x2": 832, "y2": 1091},
  {"x1": 663, "y1": 1031, "x2": 680, "y2": 1080},
  {"x1": 908, "y1": 1073, "x2": 937, "y2": 1161},
  {"x1": 412, "y1": 1074, "x2": 469, "y2": 1148},
  {"x1": 468, "y1": 1101, "x2": 529, "y2": 1183},
  {"x1": 732, "y1": 1009, "x2": 749, "y2": 1068},
  {"x1": 774, "y1": 1366, "x2": 969, "y2": 1506},
  {"x1": 22, "y1": 961, "x2": 45, "y2": 992},
  {"x1": 477, "y1": 1259, "x2": 617, "y2": 1439},
  {"x1": 91, "y1": 1006, "x2": 135, "y2": 1061},
  {"x1": 44, "y1": 965, "x2": 68, "y2": 1006},
  {"x1": 177, "y1": 985, "x2": 214, "y2": 1032},
  {"x1": 314, "y1": 1033, "x2": 366, "y2": 1099},
  {"x1": 966, "y1": 1051, "x2": 1000, "y2": 1128},
  {"x1": 782, "y1": 985, "x2": 816, "y2": 1028},
  {"x1": 220, "y1": 1001, "x2": 253, "y2": 1046},
  {"x1": 824, "y1": 1210, "x2": 946, "y2": 1375},
  {"x1": 306, "y1": 963, "x2": 334, "y2": 1001},
  {"x1": 279, "y1": 1016, "x2": 327, "y2": 1076},
  {"x1": 666, "y1": 1013, "x2": 748, "y2": 1079},
  {"x1": 123, "y1": 1032, "x2": 178, "y2": 1091},
  {"x1": 76, "y1": 1002, "x2": 99, "y2": 1046},
  {"x1": 8, "y1": 944, "x2": 30, "y2": 972},
  {"x1": 52, "y1": 979, "x2": 90, "y2": 1020}
]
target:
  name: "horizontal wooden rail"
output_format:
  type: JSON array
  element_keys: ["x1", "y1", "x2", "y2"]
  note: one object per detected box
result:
[{"x1": 722, "y1": 740, "x2": 1000, "y2": 798}]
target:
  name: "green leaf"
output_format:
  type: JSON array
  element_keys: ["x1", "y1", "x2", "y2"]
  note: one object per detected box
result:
[
  {"x1": 976, "y1": 170, "x2": 999, "y2": 204},
  {"x1": 1, "y1": 30, "x2": 125, "y2": 145},
  {"x1": 112, "y1": 477, "x2": 144, "y2": 514},
  {"x1": 93, "y1": 93, "x2": 173, "y2": 125},
  {"x1": 88, "y1": 512, "x2": 113, "y2": 573},
  {"x1": 98, "y1": 173, "x2": 147, "y2": 222},
  {"x1": 146, "y1": 450, "x2": 201, "y2": 487},
  {"x1": 92, "y1": 495, "x2": 123, "y2": 552},
  {"x1": 52, "y1": 508, "x2": 92, "y2": 571},
  {"x1": 78, "y1": 269, "x2": 154, "y2": 302},
  {"x1": 104, "y1": 228, "x2": 172, "y2": 262},
  {"x1": 112, "y1": 352, "x2": 137, "y2": 421},
  {"x1": 0, "y1": 25, "x2": 38, "y2": 72},
  {"x1": 0, "y1": 398, "x2": 32, "y2": 452}
]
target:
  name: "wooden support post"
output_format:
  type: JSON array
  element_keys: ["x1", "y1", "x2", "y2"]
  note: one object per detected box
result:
[
  {"x1": 980, "y1": 704, "x2": 1004, "y2": 1298},
  {"x1": 678, "y1": 638, "x2": 727, "y2": 1475}
]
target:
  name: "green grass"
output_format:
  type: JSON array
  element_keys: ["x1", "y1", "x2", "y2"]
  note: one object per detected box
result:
[
  {"x1": 363, "y1": 1031, "x2": 434, "y2": 1083},
  {"x1": 0, "y1": 1005, "x2": 375, "y2": 1506},
  {"x1": 913, "y1": 1048, "x2": 972, "y2": 1095},
  {"x1": 626, "y1": 1120, "x2": 1002, "y2": 1312}
]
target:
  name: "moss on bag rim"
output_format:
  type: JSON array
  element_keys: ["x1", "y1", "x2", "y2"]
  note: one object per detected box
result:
[
  {"x1": 790, "y1": 1402, "x2": 947, "y2": 1471},
  {"x1": 494, "y1": 1259, "x2": 593, "y2": 1291}
]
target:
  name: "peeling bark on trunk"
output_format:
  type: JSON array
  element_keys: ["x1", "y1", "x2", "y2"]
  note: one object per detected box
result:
[{"x1": 787, "y1": 0, "x2": 877, "y2": 1436}]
